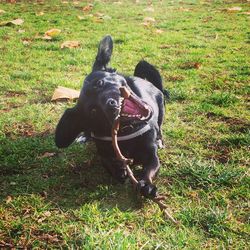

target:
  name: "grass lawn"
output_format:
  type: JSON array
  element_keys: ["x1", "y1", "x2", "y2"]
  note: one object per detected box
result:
[{"x1": 0, "y1": 0, "x2": 249, "y2": 248}]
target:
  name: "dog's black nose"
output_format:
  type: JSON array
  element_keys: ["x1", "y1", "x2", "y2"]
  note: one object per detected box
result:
[{"x1": 107, "y1": 98, "x2": 118, "y2": 108}]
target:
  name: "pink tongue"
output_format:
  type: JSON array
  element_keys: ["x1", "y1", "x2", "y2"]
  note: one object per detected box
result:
[{"x1": 122, "y1": 99, "x2": 141, "y2": 115}]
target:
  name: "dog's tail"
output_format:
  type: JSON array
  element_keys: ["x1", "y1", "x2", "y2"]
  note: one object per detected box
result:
[
  {"x1": 92, "y1": 35, "x2": 114, "y2": 72},
  {"x1": 134, "y1": 60, "x2": 169, "y2": 99}
]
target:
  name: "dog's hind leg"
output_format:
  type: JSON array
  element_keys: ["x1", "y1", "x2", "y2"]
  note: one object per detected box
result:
[{"x1": 92, "y1": 35, "x2": 114, "y2": 72}]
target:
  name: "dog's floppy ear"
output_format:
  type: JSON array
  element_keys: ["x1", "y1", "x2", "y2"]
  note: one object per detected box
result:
[
  {"x1": 55, "y1": 106, "x2": 85, "y2": 148},
  {"x1": 92, "y1": 35, "x2": 113, "y2": 71}
]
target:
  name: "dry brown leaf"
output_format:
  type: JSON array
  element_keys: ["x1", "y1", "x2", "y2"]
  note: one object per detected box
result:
[
  {"x1": 155, "y1": 29, "x2": 164, "y2": 34},
  {"x1": 159, "y1": 44, "x2": 172, "y2": 49},
  {"x1": 143, "y1": 17, "x2": 156, "y2": 23},
  {"x1": 51, "y1": 86, "x2": 80, "y2": 101},
  {"x1": 0, "y1": 241, "x2": 13, "y2": 248},
  {"x1": 178, "y1": 7, "x2": 190, "y2": 12},
  {"x1": 94, "y1": 12, "x2": 111, "y2": 20},
  {"x1": 142, "y1": 17, "x2": 156, "y2": 27},
  {"x1": 188, "y1": 191, "x2": 199, "y2": 200},
  {"x1": 0, "y1": 18, "x2": 24, "y2": 26},
  {"x1": 93, "y1": 17, "x2": 104, "y2": 23},
  {"x1": 83, "y1": 4, "x2": 93, "y2": 12},
  {"x1": 141, "y1": 22, "x2": 150, "y2": 27},
  {"x1": 38, "y1": 234, "x2": 61, "y2": 243},
  {"x1": 38, "y1": 217, "x2": 46, "y2": 223},
  {"x1": 243, "y1": 11, "x2": 250, "y2": 15},
  {"x1": 226, "y1": 7, "x2": 242, "y2": 12},
  {"x1": 94, "y1": 12, "x2": 104, "y2": 17},
  {"x1": 143, "y1": 7, "x2": 154, "y2": 12},
  {"x1": 0, "y1": 9, "x2": 6, "y2": 14},
  {"x1": 0, "y1": 21, "x2": 9, "y2": 26},
  {"x1": 180, "y1": 62, "x2": 202, "y2": 70},
  {"x1": 6, "y1": 196, "x2": 12, "y2": 204},
  {"x1": 45, "y1": 28, "x2": 61, "y2": 37},
  {"x1": 22, "y1": 40, "x2": 30, "y2": 45},
  {"x1": 38, "y1": 152, "x2": 57, "y2": 159},
  {"x1": 43, "y1": 211, "x2": 52, "y2": 217},
  {"x1": 194, "y1": 62, "x2": 202, "y2": 69},
  {"x1": 61, "y1": 40, "x2": 80, "y2": 49},
  {"x1": 42, "y1": 35, "x2": 52, "y2": 40}
]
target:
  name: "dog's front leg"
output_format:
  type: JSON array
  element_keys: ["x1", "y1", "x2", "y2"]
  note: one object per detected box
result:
[
  {"x1": 138, "y1": 145, "x2": 160, "y2": 198},
  {"x1": 100, "y1": 157, "x2": 128, "y2": 183}
]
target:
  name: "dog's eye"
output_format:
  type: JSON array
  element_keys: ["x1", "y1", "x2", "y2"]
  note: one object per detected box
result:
[{"x1": 96, "y1": 80, "x2": 104, "y2": 88}]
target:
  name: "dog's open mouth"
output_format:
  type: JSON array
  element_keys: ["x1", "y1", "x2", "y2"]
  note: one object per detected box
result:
[{"x1": 119, "y1": 89, "x2": 152, "y2": 121}]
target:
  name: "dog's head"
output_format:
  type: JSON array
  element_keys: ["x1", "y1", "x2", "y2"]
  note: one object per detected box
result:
[{"x1": 55, "y1": 36, "x2": 152, "y2": 148}]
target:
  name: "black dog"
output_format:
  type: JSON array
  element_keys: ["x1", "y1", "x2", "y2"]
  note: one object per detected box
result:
[{"x1": 55, "y1": 35, "x2": 165, "y2": 198}]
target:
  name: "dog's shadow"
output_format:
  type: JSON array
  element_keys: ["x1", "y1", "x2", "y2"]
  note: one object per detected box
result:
[
  {"x1": 55, "y1": 148, "x2": 142, "y2": 212},
  {"x1": 0, "y1": 136, "x2": 142, "y2": 212}
]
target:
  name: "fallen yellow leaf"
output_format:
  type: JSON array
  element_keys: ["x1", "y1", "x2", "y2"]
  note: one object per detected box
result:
[
  {"x1": 51, "y1": 86, "x2": 80, "y2": 101},
  {"x1": 11, "y1": 18, "x2": 24, "y2": 25},
  {"x1": 0, "y1": 9, "x2": 6, "y2": 14},
  {"x1": 227, "y1": 7, "x2": 242, "y2": 12},
  {"x1": 61, "y1": 40, "x2": 80, "y2": 49},
  {"x1": 36, "y1": 11, "x2": 44, "y2": 16},
  {"x1": 77, "y1": 15, "x2": 86, "y2": 20},
  {"x1": 0, "y1": 18, "x2": 24, "y2": 26},
  {"x1": 45, "y1": 28, "x2": 61, "y2": 37}
]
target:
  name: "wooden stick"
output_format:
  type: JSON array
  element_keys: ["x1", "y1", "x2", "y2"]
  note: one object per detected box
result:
[
  {"x1": 125, "y1": 163, "x2": 178, "y2": 225},
  {"x1": 110, "y1": 87, "x2": 179, "y2": 225}
]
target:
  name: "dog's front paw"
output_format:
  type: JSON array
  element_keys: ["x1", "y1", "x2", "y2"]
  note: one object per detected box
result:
[
  {"x1": 113, "y1": 160, "x2": 128, "y2": 183},
  {"x1": 137, "y1": 180, "x2": 158, "y2": 199},
  {"x1": 116, "y1": 167, "x2": 127, "y2": 183}
]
